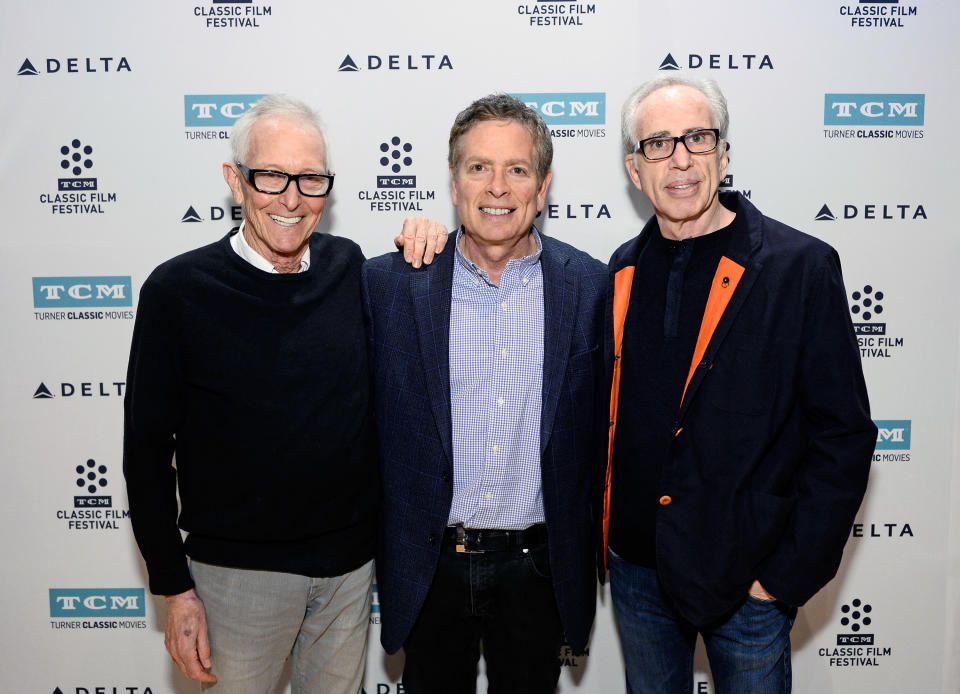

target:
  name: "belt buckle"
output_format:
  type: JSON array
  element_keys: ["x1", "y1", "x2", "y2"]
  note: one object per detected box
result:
[{"x1": 454, "y1": 525, "x2": 483, "y2": 554}]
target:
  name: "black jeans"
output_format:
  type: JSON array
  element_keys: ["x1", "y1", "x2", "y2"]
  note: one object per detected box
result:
[{"x1": 402, "y1": 533, "x2": 563, "y2": 693}]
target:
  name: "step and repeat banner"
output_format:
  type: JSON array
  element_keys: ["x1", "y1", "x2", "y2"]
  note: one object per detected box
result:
[{"x1": 2, "y1": 0, "x2": 958, "y2": 692}]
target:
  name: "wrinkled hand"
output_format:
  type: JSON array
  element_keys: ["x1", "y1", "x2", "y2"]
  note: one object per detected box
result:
[
  {"x1": 393, "y1": 217, "x2": 449, "y2": 268},
  {"x1": 164, "y1": 589, "x2": 217, "y2": 683},
  {"x1": 748, "y1": 579, "x2": 776, "y2": 602}
]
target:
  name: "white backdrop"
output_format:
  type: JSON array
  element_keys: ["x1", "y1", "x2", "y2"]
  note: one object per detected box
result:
[{"x1": 2, "y1": 1, "x2": 958, "y2": 692}]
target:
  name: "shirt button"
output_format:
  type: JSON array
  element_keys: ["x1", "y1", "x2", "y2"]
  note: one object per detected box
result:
[
  {"x1": 485, "y1": 492, "x2": 492, "y2": 500},
  {"x1": 492, "y1": 445, "x2": 499, "y2": 453},
  {"x1": 500, "y1": 301, "x2": 507, "y2": 310},
  {"x1": 497, "y1": 398, "x2": 504, "y2": 406},
  {"x1": 500, "y1": 348, "x2": 507, "y2": 357},
  {"x1": 522, "y1": 278, "x2": 529, "y2": 285},
  {"x1": 659, "y1": 495, "x2": 672, "y2": 506}
]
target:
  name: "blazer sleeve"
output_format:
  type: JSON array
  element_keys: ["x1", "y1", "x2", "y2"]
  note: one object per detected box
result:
[{"x1": 757, "y1": 248, "x2": 876, "y2": 606}]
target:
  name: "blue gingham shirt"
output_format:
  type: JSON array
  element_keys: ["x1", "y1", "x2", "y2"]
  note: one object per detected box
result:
[{"x1": 447, "y1": 226, "x2": 545, "y2": 530}]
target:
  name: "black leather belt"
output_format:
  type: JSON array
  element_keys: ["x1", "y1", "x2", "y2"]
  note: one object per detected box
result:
[{"x1": 443, "y1": 523, "x2": 547, "y2": 554}]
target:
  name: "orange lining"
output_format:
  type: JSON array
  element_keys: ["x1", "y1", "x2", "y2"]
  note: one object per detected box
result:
[
  {"x1": 602, "y1": 266, "x2": 635, "y2": 569},
  {"x1": 680, "y1": 257, "x2": 745, "y2": 404}
]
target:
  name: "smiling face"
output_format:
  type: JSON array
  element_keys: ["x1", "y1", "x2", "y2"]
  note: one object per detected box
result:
[
  {"x1": 624, "y1": 84, "x2": 729, "y2": 238},
  {"x1": 450, "y1": 119, "x2": 551, "y2": 262},
  {"x1": 223, "y1": 115, "x2": 328, "y2": 270}
]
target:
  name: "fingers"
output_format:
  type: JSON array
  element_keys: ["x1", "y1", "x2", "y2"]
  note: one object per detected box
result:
[
  {"x1": 397, "y1": 218, "x2": 448, "y2": 268},
  {"x1": 164, "y1": 591, "x2": 218, "y2": 683},
  {"x1": 422, "y1": 220, "x2": 448, "y2": 265},
  {"x1": 197, "y1": 616, "x2": 213, "y2": 671},
  {"x1": 399, "y1": 218, "x2": 419, "y2": 266},
  {"x1": 748, "y1": 579, "x2": 776, "y2": 602}
]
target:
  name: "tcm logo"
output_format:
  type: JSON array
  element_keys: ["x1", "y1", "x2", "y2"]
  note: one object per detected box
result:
[
  {"x1": 49, "y1": 589, "x2": 145, "y2": 617},
  {"x1": 33, "y1": 277, "x2": 132, "y2": 308},
  {"x1": 824, "y1": 94, "x2": 924, "y2": 125},
  {"x1": 512, "y1": 93, "x2": 605, "y2": 125},
  {"x1": 837, "y1": 598, "x2": 874, "y2": 645},
  {"x1": 184, "y1": 94, "x2": 265, "y2": 127},
  {"x1": 874, "y1": 420, "x2": 910, "y2": 450}
]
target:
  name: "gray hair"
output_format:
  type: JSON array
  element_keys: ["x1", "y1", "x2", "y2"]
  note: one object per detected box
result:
[
  {"x1": 621, "y1": 76, "x2": 729, "y2": 154},
  {"x1": 448, "y1": 93, "x2": 553, "y2": 183},
  {"x1": 230, "y1": 94, "x2": 329, "y2": 168}
]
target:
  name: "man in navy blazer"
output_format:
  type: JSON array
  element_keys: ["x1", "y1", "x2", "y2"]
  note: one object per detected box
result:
[
  {"x1": 604, "y1": 76, "x2": 875, "y2": 693},
  {"x1": 362, "y1": 94, "x2": 607, "y2": 692}
]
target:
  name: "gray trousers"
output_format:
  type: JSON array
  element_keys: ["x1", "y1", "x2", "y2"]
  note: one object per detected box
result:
[{"x1": 191, "y1": 558, "x2": 374, "y2": 694}]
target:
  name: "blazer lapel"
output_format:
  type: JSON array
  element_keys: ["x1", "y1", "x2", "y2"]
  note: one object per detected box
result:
[
  {"x1": 540, "y1": 237, "x2": 577, "y2": 455},
  {"x1": 677, "y1": 257, "x2": 762, "y2": 422},
  {"x1": 409, "y1": 244, "x2": 456, "y2": 468}
]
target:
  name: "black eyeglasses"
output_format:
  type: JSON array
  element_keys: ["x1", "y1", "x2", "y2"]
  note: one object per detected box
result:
[
  {"x1": 634, "y1": 129, "x2": 721, "y2": 161},
  {"x1": 236, "y1": 162, "x2": 334, "y2": 197}
]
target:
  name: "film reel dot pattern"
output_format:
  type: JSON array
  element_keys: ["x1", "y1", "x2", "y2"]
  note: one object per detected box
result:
[
  {"x1": 840, "y1": 598, "x2": 873, "y2": 632},
  {"x1": 379, "y1": 136, "x2": 413, "y2": 174},
  {"x1": 60, "y1": 139, "x2": 94, "y2": 176},
  {"x1": 850, "y1": 285, "x2": 884, "y2": 321},
  {"x1": 75, "y1": 458, "x2": 108, "y2": 494}
]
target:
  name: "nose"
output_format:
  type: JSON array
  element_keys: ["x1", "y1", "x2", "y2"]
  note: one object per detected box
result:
[
  {"x1": 279, "y1": 179, "x2": 302, "y2": 208},
  {"x1": 669, "y1": 140, "x2": 693, "y2": 168},
  {"x1": 488, "y1": 167, "x2": 508, "y2": 196}
]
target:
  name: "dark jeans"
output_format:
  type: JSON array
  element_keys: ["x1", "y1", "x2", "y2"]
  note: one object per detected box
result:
[
  {"x1": 610, "y1": 550, "x2": 795, "y2": 694},
  {"x1": 402, "y1": 534, "x2": 563, "y2": 694}
]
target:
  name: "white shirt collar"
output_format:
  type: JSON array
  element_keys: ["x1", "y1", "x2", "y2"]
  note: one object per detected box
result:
[{"x1": 230, "y1": 220, "x2": 311, "y2": 273}]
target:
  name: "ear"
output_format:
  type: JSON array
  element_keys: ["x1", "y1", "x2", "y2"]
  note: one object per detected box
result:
[
  {"x1": 449, "y1": 167, "x2": 459, "y2": 207},
  {"x1": 536, "y1": 170, "x2": 553, "y2": 212},
  {"x1": 223, "y1": 162, "x2": 245, "y2": 206},
  {"x1": 624, "y1": 154, "x2": 643, "y2": 192},
  {"x1": 718, "y1": 142, "x2": 729, "y2": 180}
]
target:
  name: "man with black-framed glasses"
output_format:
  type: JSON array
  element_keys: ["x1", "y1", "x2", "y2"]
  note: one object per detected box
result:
[
  {"x1": 603, "y1": 76, "x2": 875, "y2": 693},
  {"x1": 123, "y1": 94, "x2": 445, "y2": 693}
]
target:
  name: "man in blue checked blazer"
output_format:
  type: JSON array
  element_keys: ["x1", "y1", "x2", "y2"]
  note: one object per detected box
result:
[{"x1": 362, "y1": 94, "x2": 608, "y2": 693}]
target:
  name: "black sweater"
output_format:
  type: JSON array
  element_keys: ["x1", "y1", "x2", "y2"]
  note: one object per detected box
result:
[
  {"x1": 123, "y1": 232, "x2": 378, "y2": 596},
  {"x1": 609, "y1": 221, "x2": 736, "y2": 568}
]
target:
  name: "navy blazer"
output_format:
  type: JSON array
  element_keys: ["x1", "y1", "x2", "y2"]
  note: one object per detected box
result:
[
  {"x1": 362, "y1": 230, "x2": 608, "y2": 654},
  {"x1": 605, "y1": 192, "x2": 875, "y2": 628}
]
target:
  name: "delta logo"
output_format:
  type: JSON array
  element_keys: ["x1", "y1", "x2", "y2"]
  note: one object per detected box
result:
[
  {"x1": 337, "y1": 54, "x2": 453, "y2": 72},
  {"x1": 51, "y1": 686, "x2": 156, "y2": 694},
  {"x1": 33, "y1": 381, "x2": 126, "y2": 399},
  {"x1": 17, "y1": 57, "x2": 131, "y2": 76},
  {"x1": 814, "y1": 202, "x2": 926, "y2": 221},
  {"x1": 658, "y1": 52, "x2": 773, "y2": 71},
  {"x1": 180, "y1": 204, "x2": 243, "y2": 224}
]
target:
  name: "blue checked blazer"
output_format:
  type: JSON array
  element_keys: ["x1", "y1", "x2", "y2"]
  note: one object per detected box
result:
[{"x1": 362, "y1": 230, "x2": 609, "y2": 654}]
